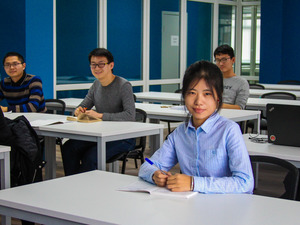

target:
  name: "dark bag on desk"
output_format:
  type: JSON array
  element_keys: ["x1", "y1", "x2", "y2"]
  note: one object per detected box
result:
[{"x1": 3, "y1": 116, "x2": 45, "y2": 187}]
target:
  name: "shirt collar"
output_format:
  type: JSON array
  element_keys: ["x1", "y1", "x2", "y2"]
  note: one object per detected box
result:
[{"x1": 185, "y1": 111, "x2": 220, "y2": 134}]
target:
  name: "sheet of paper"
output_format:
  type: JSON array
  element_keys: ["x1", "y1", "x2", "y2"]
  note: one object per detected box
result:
[{"x1": 30, "y1": 119, "x2": 67, "y2": 127}]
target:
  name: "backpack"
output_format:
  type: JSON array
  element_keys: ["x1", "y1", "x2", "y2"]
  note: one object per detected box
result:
[{"x1": 4, "y1": 115, "x2": 45, "y2": 187}]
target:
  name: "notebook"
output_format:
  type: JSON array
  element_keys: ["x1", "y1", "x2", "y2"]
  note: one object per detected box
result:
[
  {"x1": 267, "y1": 104, "x2": 300, "y2": 147},
  {"x1": 118, "y1": 179, "x2": 197, "y2": 199}
]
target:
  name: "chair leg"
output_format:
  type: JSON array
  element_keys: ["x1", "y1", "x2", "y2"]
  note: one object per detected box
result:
[
  {"x1": 140, "y1": 153, "x2": 145, "y2": 165},
  {"x1": 121, "y1": 158, "x2": 127, "y2": 174},
  {"x1": 134, "y1": 159, "x2": 138, "y2": 168}
]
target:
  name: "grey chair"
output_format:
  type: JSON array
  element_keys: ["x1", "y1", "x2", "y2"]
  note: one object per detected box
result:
[
  {"x1": 277, "y1": 80, "x2": 300, "y2": 85},
  {"x1": 250, "y1": 155, "x2": 299, "y2": 200},
  {"x1": 45, "y1": 99, "x2": 66, "y2": 115},
  {"x1": 246, "y1": 92, "x2": 296, "y2": 133},
  {"x1": 249, "y1": 84, "x2": 265, "y2": 89},
  {"x1": 44, "y1": 99, "x2": 66, "y2": 150},
  {"x1": 106, "y1": 108, "x2": 147, "y2": 174}
]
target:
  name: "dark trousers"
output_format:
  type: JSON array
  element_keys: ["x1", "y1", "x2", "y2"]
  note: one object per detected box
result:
[{"x1": 61, "y1": 138, "x2": 135, "y2": 176}]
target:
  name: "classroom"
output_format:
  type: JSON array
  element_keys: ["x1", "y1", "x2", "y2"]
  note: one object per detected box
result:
[{"x1": 0, "y1": 0, "x2": 300, "y2": 224}]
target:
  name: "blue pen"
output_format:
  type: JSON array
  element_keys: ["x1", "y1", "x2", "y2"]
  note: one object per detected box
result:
[{"x1": 145, "y1": 158, "x2": 168, "y2": 175}]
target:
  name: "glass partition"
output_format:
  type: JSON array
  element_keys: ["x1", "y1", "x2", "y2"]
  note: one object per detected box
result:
[
  {"x1": 56, "y1": 0, "x2": 98, "y2": 85},
  {"x1": 107, "y1": 0, "x2": 142, "y2": 81}
]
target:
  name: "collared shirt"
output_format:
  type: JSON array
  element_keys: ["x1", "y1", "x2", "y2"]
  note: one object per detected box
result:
[{"x1": 138, "y1": 112, "x2": 254, "y2": 194}]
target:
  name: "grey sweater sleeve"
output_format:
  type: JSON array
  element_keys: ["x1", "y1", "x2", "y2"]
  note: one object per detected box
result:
[
  {"x1": 235, "y1": 79, "x2": 249, "y2": 109},
  {"x1": 78, "y1": 82, "x2": 97, "y2": 110}
]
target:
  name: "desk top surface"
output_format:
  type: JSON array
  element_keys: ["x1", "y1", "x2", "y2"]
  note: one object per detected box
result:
[
  {"x1": 60, "y1": 98, "x2": 260, "y2": 122},
  {"x1": 4, "y1": 112, "x2": 164, "y2": 137},
  {"x1": 0, "y1": 145, "x2": 10, "y2": 153},
  {"x1": 0, "y1": 170, "x2": 299, "y2": 225},
  {"x1": 244, "y1": 134, "x2": 300, "y2": 162},
  {"x1": 259, "y1": 83, "x2": 300, "y2": 91},
  {"x1": 249, "y1": 89, "x2": 300, "y2": 97}
]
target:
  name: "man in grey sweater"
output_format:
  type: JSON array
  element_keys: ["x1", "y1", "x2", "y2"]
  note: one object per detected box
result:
[
  {"x1": 61, "y1": 48, "x2": 136, "y2": 175},
  {"x1": 214, "y1": 45, "x2": 249, "y2": 109}
]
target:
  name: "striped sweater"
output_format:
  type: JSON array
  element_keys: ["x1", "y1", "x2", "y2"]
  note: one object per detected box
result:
[{"x1": 0, "y1": 73, "x2": 46, "y2": 112}]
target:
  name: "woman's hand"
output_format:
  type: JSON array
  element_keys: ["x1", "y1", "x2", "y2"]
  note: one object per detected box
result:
[
  {"x1": 152, "y1": 170, "x2": 172, "y2": 187},
  {"x1": 166, "y1": 174, "x2": 192, "y2": 192}
]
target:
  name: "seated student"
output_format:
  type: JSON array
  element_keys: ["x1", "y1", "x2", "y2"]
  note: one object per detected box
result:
[
  {"x1": 139, "y1": 61, "x2": 254, "y2": 194},
  {"x1": 214, "y1": 45, "x2": 249, "y2": 109},
  {"x1": 0, "y1": 52, "x2": 46, "y2": 112},
  {"x1": 61, "y1": 48, "x2": 136, "y2": 175}
]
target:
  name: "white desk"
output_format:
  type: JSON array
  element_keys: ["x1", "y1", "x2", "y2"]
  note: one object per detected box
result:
[
  {"x1": 4, "y1": 113, "x2": 164, "y2": 179},
  {"x1": 0, "y1": 170, "x2": 300, "y2": 225},
  {"x1": 60, "y1": 99, "x2": 261, "y2": 132},
  {"x1": 243, "y1": 134, "x2": 300, "y2": 168},
  {"x1": 0, "y1": 145, "x2": 11, "y2": 225},
  {"x1": 249, "y1": 89, "x2": 300, "y2": 100},
  {"x1": 0, "y1": 146, "x2": 10, "y2": 190},
  {"x1": 246, "y1": 97, "x2": 300, "y2": 111},
  {"x1": 259, "y1": 83, "x2": 300, "y2": 91},
  {"x1": 135, "y1": 91, "x2": 182, "y2": 104}
]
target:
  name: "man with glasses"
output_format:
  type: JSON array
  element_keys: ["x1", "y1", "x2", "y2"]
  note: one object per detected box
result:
[
  {"x1": 61, "y1": 48, "x2": 136, "y2": 175},
  {"x1": 0, "y1": 52, "x2": 46, "y2": 112},
  {"x1": 214, "y1": 45, "x2": 249, "y2": 109}
]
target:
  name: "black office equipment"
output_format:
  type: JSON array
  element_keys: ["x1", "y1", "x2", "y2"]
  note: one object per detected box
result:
[{"x1": 267, "y1": 104, "x2": 300, "y2": 147}]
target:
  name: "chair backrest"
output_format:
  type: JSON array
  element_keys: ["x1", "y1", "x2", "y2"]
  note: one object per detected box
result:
[
  {"x1": 175, "y1": 89, "x2": 182, "y2": 93},
  {"x1": 135, "y1": 108, "x2": 147, "y2": 150},
  {"x1": 261, "y1": 92, "x2": 296, "y2": 100},
  {"x1": 45, "y1": 99, "x2": 66, "y2": 115},
  {"x1": 250, "y1": 155, "x2": 299, "y2": 200},
  {"x1": 249, "y1": 84, "x2": 265, "y2": 89},
  {"x1": 277, "y1": 80, "x2": 300, "y2": 85},
  {"x1": 133, "y1": 94, "x2": 137, "y2": 102}
]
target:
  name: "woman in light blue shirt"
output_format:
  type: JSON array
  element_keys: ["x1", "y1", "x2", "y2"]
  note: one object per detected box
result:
[{"x1": 139, "y1": 61, "x2": 254, "y2": 194}]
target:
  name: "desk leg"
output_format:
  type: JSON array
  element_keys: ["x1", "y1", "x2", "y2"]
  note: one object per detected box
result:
[
  {"x1": 44, "y1": 136, "x2": 56, "y2": 180},
  {"x1": 97, "y1": 137, "x2": 106, "y2": 171},
  {"x1": 1, "y1": 151, "x2": 11, "y2": 225},
  {"x1": 149, "y1": 128, "x2": 164, "y2": 155},
  {"x1": 0, "y1": 152, "x2": 10, "y2": 189},
  {"x1": 148, "y1": 119, "x2": 160, "y2": 151}
]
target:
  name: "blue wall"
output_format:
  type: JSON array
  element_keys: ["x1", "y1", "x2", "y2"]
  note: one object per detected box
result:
[
  {"x1": 260, "y1": 0, "x2": 300, "y2": 83},
  {"x1": 25, "y1": 0, "x2": 53, "y2": 99},
  {"x1": 0, "y1": 0, "x2": 25, "y2": 80}
]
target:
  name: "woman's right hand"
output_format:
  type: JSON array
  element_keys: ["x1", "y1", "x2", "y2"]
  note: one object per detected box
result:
[{"x1": 152, "y1": 170, "x2": 171, "y2": 187}]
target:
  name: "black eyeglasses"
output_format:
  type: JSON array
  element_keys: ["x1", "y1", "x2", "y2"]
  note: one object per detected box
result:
[
  {"x1": 90, "y1": 62, "x2": 110, "y2": 69},
  {"x1": 3, "y1": 63, "x2": 23, "y2": 68},
  {"x1": 214, "y1": 58, "x2": 231, "y2": 64}
]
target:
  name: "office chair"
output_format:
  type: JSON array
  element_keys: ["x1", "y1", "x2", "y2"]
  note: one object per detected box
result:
[
  {"x1": 250, "y1": 155, "x2": 299, "y2": 200},
  {"x1": 160, "y1": 89, "x2": 182, "y2": 134},
  {"x1": 277, "y1": 80, "x2": 300, "y2": 85},
  {"x1": 106, "y1": 108, "x2": 147, "y2": 174},
  {"x1": 44, "y1": 99, "x2": 66, "y2": 150},
  {"x1": 246, "y1": 92, "x2": 296, "y2": 133},
  {"x1": 45, "y1": 99, "x2": 66, "y2": 115},
  {"x1": 249, "y1": 84, "x2": 265, "y2": 89}
]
